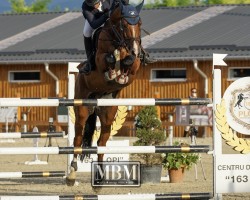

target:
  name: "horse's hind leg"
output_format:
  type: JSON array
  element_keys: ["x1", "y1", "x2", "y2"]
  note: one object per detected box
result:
[
  {"x1": 66, "y1": 106, "x2": 88, "y2": 186},
  {"x1": 80, "y1": 111, "x2": 97, "y2": 161}
]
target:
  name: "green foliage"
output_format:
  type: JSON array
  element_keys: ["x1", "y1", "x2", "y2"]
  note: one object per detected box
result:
[
  {"x1": 9, "y1": 0, "x2": 51, "y2": 13},
  {"x1": 162, "y1": 141, "x2": 199, "y2": 170},
  {"x1": 207, "y1": 0, "x2": 223, "y2": 4},
  {"x1": 134, "y1": 106, "x2": 165, "y2": 166},
  {"x1": 134, "y1": 106, "x2": 165, "y2": 146}
]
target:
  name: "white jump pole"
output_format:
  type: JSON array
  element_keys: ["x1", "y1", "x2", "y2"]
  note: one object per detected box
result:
[
  {"x1": 0, "y1": 197, "x2": 57, "y2": 200},
  {"x1": 0, "y1": 132, "x2": 64, "y2": 139},
  {"x1": 213, "y1": 69, "x2": 222, "y2": 200},
  {"x1": 0, "y1": 171, "x2": 65, "y2": 178},
  {"x1": 168, "y1": 114, "x2": 173, "y2": 146},
  {"x1": 0, "y1": 145, "x2": 210, "y2": 155},
  {"x1": 67, "y1": 74, "x2": 75, "y2": 175},
  {"x1": 0, "y1": 193, "x2": 212, "y2": 200},
  {"x1": 0, "y1": 98, "x2": 211, "y2": 107}
]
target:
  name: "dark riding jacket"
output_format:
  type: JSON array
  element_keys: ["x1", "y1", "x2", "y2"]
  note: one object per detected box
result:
[{"x1": 82, "y1": 0, "x2": 112, "y2": 29}]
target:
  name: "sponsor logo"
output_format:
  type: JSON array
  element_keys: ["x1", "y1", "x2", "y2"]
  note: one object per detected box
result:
[
  {"x1": 223, "y1": 77, "x2": 250, "y2": 134},
  {"x1": 91, "y1": 161, "x2": 140, "y2": 187}
]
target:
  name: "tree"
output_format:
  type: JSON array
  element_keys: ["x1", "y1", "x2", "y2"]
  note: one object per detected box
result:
[
  {"x1": 133, "y1": 106, "x2": 165, "y2": 165},
  {"x1": 9, "y1": 0, "x2": 51, "y2": 13}
]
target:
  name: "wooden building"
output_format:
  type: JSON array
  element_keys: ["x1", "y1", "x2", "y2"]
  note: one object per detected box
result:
[{"x1": 0, "y1": 5, "x2": 250, "y2": 137}]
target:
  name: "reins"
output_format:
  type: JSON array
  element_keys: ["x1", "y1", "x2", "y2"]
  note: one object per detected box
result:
[{"x1": 99, "y1": 17, "x2": 141, "y2": 53}]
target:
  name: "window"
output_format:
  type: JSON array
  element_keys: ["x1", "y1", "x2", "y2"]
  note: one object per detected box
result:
[
  {"x1": 9, "y1": 71, "x2": 40, "y2": 83},
  {"x1": 228, "y1": 67, "x2": 250, "y2": 80},
  {"x1": 150, "y1": 68, "x2": 187, "y2": 82}
]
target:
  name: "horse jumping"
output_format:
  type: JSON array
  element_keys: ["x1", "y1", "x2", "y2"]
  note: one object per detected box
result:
[{"x1": 66, "y1": 0, "x2": 144, "y2": 186}]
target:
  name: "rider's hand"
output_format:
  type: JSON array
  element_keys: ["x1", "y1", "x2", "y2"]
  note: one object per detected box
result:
[
  {"x1": 103, "y1": 8, "x2": 109, "y2": 12},
  {"x1": 103, "y1": 11, "x2": 109, "y2": 18},
  {"x1": 103, "y1": 9, "x2": 110, "y2": 18}
]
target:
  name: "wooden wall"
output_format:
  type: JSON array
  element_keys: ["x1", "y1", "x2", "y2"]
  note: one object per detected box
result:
[
  {"x1": 118, "y1": 60, "x2": 207, "y2": 137},
  {"x1": 118, "y1": 60, "x2": 249, "y2": 137},
  {"x1": 0, "y1": 63, "x2": 68, "y2": 132}
]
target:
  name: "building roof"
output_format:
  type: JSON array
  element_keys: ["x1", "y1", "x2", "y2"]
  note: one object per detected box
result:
[{"x1": 0, "y1": 4, "x2": 250, "y2": 64}]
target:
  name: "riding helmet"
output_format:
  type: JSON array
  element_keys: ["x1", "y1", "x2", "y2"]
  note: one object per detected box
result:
[{"x1": 85, "y1": 0, "x2": 100, "y2": 6}]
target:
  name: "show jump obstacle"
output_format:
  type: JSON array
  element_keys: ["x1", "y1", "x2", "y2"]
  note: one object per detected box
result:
[
  {"x1": 0, "y1": 171, "x2": 65, "y2": 178},
  {"x1": 1, "y1": 55, "x2": 247, "y2": 199},
  {"x1": 0, "y1": 145, "x2": 210, "y2": 155},
  {"x1": 0, "y1": 131, "x2": 64, "y2": 139},
  {"x1": 0, "y1": 98, "x2": 211, "y2": 107},
  {"x1": 0, "y1": 193, "x2": 212, "y2": 200},
  {"x1": 0, "y1": 92, "x2": 212, "y2": 199}
]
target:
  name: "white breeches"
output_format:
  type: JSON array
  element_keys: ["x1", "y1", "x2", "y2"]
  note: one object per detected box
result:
[{"x1": 83, "y1": 20, "x2": 94, "y2": 38}]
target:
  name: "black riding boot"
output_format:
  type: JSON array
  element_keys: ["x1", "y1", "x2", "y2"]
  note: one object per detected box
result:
[
  {"x1": 79, "y1": 36, "x2": 93, "y2": 74},
  {"x1": 140, "y1": 46, "x2": 157, "y2": 65}
]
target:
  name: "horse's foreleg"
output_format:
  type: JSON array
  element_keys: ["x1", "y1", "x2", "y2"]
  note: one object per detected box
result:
[
  {"x1": 72, "y1": 124, "x2": 85, "y2": 170},
  {"x1": 96, "y1": 124, "x2": 112, "y2": 181},
  {"x1": 97, "y1": 125, "x2": 112, "y2": 162},
  {"x1": 66, "y1": 107, "x2": 87, "y2": 186},
  {"x1": 97, "y1": 106, "x2": 118, "y2": 162}
]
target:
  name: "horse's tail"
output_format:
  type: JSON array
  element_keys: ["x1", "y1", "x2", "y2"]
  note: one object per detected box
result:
[{"x1": 80, "y1": 111, "x2": 97, "y2": 161}]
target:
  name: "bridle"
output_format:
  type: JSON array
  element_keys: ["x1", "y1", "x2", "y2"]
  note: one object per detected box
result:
[
  {"x1": 101, "y1": 5, "x2": 142, "y2": 56},
  {"x1": 112, "y1": 19, "x2": 141, "y2": 51}
]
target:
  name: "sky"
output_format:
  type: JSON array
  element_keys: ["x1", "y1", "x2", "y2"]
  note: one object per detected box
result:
[
  {"x1": 0, "y1": 0, "x2": 145, "y2": 14},
  {"x1": 0, "y1": 0, "x2": 82, "y2": 13}
]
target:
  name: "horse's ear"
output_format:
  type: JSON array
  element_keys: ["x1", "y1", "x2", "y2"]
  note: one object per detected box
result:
[{"x1": 136, "y1": 0, "x2": 144, "y2": 14}]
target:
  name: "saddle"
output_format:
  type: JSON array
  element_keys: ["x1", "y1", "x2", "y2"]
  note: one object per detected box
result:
[{"x1": 89, "y1": 27, "x2": 103, "y2": 71}]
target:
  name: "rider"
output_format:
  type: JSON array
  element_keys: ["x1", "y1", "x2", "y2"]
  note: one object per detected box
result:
[{"x1": 80, "y1": 0, "x2": 156, "y2": 74}]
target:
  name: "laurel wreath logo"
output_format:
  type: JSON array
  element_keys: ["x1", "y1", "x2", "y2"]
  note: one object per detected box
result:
[
  {"x1": 69, "y1": 106, "x2": 75, "y2": 124},
  {"x1": 110, "y1": 106, "x2": 128, "y2": 136},
  {"x1": 69, "y1": 106, "x2": 128, "y2": 140},
  {"x1": 215, "y1": 99, "x2": 250, "y2": 154}
]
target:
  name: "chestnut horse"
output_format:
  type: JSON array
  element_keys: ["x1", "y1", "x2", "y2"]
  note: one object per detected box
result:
[{"x1": 66, "y1": 0, "x2": 144, "y2": 186}]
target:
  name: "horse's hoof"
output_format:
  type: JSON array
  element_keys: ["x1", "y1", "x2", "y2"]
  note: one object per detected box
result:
[
  {"x1": 66, "y1": 167, "x2": 76, "y2": 186},
  {"x1": 116, "y1": 74, "x2": 129, "y2": 84},
  {"x1": 104, "y1": 70, "x2": 117, "y2": 81},
  {"x1": 66, "y1": 177, "x2": 75, "y2": 186}
]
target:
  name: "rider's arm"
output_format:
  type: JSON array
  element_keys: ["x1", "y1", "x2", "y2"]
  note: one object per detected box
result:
[{"x1": 83, "y1": 8, "x2": 109, "y2": 29}]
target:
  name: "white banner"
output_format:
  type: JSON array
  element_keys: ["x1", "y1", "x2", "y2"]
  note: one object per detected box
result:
[{"x1": 215, "y1": 154, "x2": 250, "y2": 193}]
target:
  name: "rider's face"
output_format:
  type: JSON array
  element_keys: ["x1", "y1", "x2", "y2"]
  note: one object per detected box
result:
[
  {"x1": 191, "y1": 89, "x2": 197, "y2": 97},
  {"x1": 93, "y1": 2, "x2": 100, "y2": 9}
]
